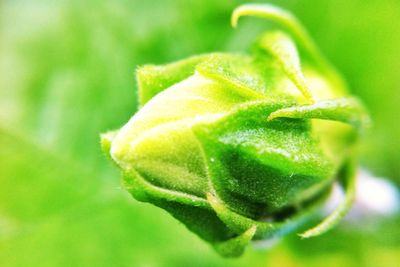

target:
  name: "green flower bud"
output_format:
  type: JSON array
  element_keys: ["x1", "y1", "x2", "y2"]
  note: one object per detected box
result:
[{"x1": 101, "y1": 4, "x2": 370, "y2": 257}]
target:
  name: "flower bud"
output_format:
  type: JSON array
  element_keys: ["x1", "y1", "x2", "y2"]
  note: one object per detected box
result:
[{"x1": 101, "y1": 4, "x2": 369, "y2": 257}]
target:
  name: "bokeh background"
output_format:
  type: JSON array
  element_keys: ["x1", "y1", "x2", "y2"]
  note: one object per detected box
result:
[{"x1": 1, "y1": 0, "x2": 399, "y2": 266}]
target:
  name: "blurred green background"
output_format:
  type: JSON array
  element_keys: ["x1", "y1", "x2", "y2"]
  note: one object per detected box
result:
[{"x1": 1, "y1": 0, "x2": 399, "y2": 266}]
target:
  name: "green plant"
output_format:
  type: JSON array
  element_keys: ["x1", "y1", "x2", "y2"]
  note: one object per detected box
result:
[{"x1": 101, "y1": 4, "x2": 369, "y2": 257}]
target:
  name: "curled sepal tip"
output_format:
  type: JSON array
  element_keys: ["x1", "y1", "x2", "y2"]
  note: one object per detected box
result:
[
  {"x1": 300, "y1": 160, "x2": 357, "y2": 238},
  {"x1": 268, "y1": 97, "x2": 371, "y2": 131},
  {"x1": 231, "y1": 4, "x2": 313, "y2": 54},
  {"x1": 231, "y1": 4, "x2": 293, "y2": 28},
  {"x1": 231, "y1": 3, "x2": 348, "y2": 92}
]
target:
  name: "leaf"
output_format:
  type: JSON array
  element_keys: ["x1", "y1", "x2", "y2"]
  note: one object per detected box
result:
[{"x1": 0, "y1": 126, "x2": 198, "y2": 266}]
